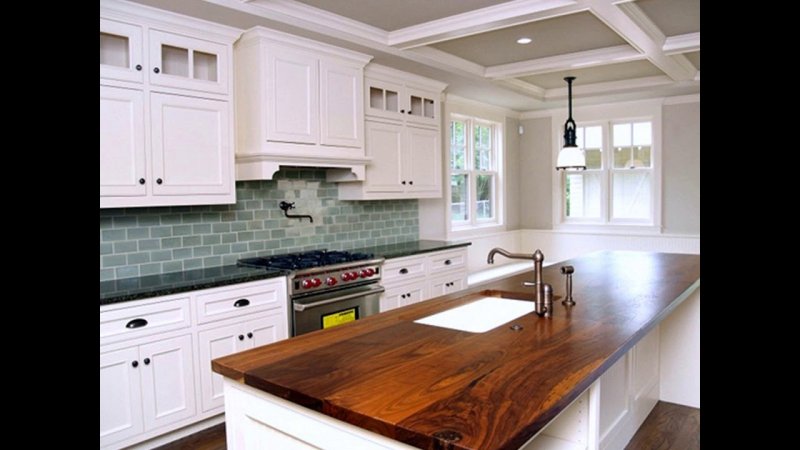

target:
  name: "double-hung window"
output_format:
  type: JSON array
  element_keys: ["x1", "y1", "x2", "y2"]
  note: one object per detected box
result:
[
  {"x1": 560, "y1": 118, "x2": 657, "y2": 228},
  {"x1": 449, "y1": 115, "x2": 502, "y2": 230}
]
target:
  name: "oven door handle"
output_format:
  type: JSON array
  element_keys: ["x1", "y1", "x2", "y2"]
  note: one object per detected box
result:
[{"x1": 293, "y1": 286, "x2": 385, "y2": 312}]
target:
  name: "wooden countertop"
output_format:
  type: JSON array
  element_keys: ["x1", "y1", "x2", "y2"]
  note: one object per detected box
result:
[{"x1": 213, "y1": 251, "x2": 700, "y2": 450}]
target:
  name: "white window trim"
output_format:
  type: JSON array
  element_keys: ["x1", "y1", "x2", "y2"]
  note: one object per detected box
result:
[
  {"x1": 447, "y1": 114, "x2": 505, "y2": 238},
  {"x1": 551, "y1": 99, "x2": 663, "y2": 234}
]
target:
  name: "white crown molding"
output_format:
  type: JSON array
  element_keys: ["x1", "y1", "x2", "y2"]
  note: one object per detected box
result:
[
  {"x1": 485, "y1": 45, "x2": 643, "y2": 79},
  {"x1": 387, "y1": 0, "x2": 581, "y2": 49},
  {"x1": 244, "y1": 0, "x2": 388, "y2": 44},
  {"x1": 405, "y1": 47, "x2": 487, "y2": 78},
  {"x1": 497, "y1": 79, "x2": 547, "y2": 101},
  {"x1": 588, "y1": 0, "x2": 695, "y2": 81},
  {"x1": 365, "y1": 63, "x2": 449, "y2": 91},
  {"x1": 544, "y1": 75, "x2": 674, "y2": 99},
  {"x1": 101, "y1": 0, "x2": 242, "y2": 40},
  {"x1": 663, "y1": 32, "x2": 700, "y2": 55},
  {"x1": 663, "y1": 93, "x2": 700, "y2": 105},
  {"x1": 445, "y1": 94, "x2": 522, "y2": 118}
]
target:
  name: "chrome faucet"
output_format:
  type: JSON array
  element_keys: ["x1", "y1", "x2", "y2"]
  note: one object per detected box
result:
[{"x1": 487, "y1": 248, "x2": 554, "y2": 317}]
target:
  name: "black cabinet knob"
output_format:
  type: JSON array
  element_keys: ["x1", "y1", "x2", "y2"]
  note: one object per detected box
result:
[
  {"x1": 143, "y1": 358, "x2": 150, "y2": 365},
  {"x1": 407, "y1": 110, "x2": 412, "y2": 114},
  {"x1": 238, "y1": 335, "x2": 244, "y2": 341},
  {"x1": 444, "y1": 259, "x2": 452, "y2": 265},
  {"x1": 409, "y1": 181, "x2": 413, "y2": 185},
  {"x1": 135, "y1": 64, "x2": 142, "y2": 71},
  {"x1": 138, "y1": 178, "x2": 145, "y2": 185},
  {"x1": 400, "y1": 294, "x2": 406, "y2": 299},
  {"x1": 400, "y1": 109, "x2": 405, "y2": 113},
  {"x1": 156, "y1": 178, "x2": 163, "y2": 184},
  {"x1": 401, "y1": 181, "x2": 406, "y2": 185},
  {"x1": 131, "y1": 361, "x2": 138, "y2": 368},
  {"x1": 153, "y1": 67, "x2": 160, "y2": 73},
  {"x1": 247, "y1": 332, "x2": 253, "y2": 339},
  {"x1": 406, "y1": 293, "x2": 411, "y2": 297}
]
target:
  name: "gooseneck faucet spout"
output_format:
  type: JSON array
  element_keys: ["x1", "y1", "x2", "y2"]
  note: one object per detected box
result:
[{"x1": 487, "y1": 248, "x2": 552, "y2": 316}]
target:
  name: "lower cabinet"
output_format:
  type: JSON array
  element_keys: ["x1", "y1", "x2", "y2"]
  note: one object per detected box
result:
[
  {"x1": 99, "y1": 277, "x2": 288, "y2": 449},
  {"x1": 100, "y1": 334, "x2": 196, "y2": 448},
  {"x1": 379, "y1": 248, "x2": 468, "y2": 313},
  {"x1": 198, "y1": 311, "x2": 287, "y2": 412}
]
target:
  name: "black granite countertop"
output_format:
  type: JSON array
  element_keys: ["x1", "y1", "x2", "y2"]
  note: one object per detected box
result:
[
  {"x1": 100, "y1": 265, "x2": 286, "y2": 306},
  {"x1": 349, "y1": 239, "x2": 471, "y2": 260}
]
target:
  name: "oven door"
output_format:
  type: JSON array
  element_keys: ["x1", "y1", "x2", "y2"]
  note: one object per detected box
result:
[{"x1": 292, "y1": 284, "x2": 384, "y2": 336}]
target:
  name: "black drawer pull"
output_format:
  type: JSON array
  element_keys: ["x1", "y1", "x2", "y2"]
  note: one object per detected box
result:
[
  {"x1": 444, "y1": 259, "x2": 452, "y2": 265},
  {"x1": 143, "y1": 358, "x2": 150, "y2": 365},
  {"x1": 399, "y1": 268, "x2": 408, "y2": 275},
  {"x1": 126, "y1": 318, "x2": 148, "y2": 329},
  {"x1": 233, "y1": 298, "x2": 250, "y2": 308},
  {"x1": 238, "y1": 335, "x2": 244, "y2": 341},
  {"x1": 247, "y1": 332, "x2": 253, "y2": 339},
  {"x1": 131, "y1": 361, "x2": 138, "y2": 368}
]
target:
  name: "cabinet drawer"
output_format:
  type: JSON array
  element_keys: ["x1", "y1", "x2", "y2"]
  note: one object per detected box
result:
[
  {"x1": 381, "y1": 255, "x2": 426, "y2": 284},
  {"x1": 195, "y1": 279, "x2": 286, "y2": 324},
  {"x1": 100, "y1": 297, "x2": 191, "y2": 344},
  {"x1": 427, "y1": 248, "x2": 467, "y2": 275}
]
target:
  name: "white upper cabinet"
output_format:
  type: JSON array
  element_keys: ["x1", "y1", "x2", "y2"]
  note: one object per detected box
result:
[
  {"x1": 99, "y1": 0, "x2": 239, "y2": 208},
  {"x1": 233, "y1": 27, "x2": 372, "y2": 181},
  {"x1": 100, "y1": 18, "x2": 144, "y2": 83},
  {"x1": 148, "y1": 29, "x2": 229, "y2": 95},
  {"x1": 100, "y1": 85, "x2": 146, "y2": 198},
  {"x1": 338, "y1": 64, "x2": 447, "y2": 200}
]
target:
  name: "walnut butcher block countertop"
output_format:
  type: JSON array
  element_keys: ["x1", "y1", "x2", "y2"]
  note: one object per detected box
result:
[{"x1": 213, "y1": 251, "x2": 701, "y2": 450}]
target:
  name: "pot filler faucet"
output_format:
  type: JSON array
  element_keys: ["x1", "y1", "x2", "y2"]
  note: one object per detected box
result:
[{"x1": 487, "y1": 248, "x2": 554, "y2": 317}]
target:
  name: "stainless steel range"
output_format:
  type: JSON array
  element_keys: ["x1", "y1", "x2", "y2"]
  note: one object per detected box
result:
[{"x1": 238, "y1": 250, "x2": 384, "y2": 336}]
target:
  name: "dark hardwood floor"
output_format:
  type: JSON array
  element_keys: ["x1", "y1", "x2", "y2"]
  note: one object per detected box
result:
[
  {"x1": 154, "y1": 401, "x2": 699, "y2": 449},
  {"x1": 626, "y1": 401, "x2": 700, "y2": 450}
]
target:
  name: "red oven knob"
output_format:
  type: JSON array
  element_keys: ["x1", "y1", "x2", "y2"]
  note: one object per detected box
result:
[
  {"x1": 360, "y1": 269, "x2": 369, "y2": 278},
  {"x1": 350, "y1": 271, "x2": 359, "y2": 280},
  {"x1": 341, "y1": 272, "x2": 351, "y2": 281},
  {"x1": 313, "y1": 278, "x2": 322, "y2": 287},
  {"x1": 366, "y1": 268, "x2": 375, "y2": 276},
  {"x1": 326, "y1": 277, "x2": 337, "y2": 286},
  {"x1": 302, "y1": 279, "x2": 313, "y2": 289}
]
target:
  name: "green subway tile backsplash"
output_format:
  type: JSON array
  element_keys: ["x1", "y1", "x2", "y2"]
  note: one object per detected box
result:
[{"x1": 99, "y1": 169, "x2": 419, "y2": 281}]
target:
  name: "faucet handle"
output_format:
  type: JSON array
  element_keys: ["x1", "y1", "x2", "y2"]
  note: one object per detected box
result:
[{"x1": 561, "y1": 265, "x2": 576, "y2": 307}]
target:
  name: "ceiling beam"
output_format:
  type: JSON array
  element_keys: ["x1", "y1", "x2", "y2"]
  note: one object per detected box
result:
[
  {"x1": 387, "y1": 0, "x2": 586, "y2": 49},
  {"x1": 592, "y1": 0, "x2": 696, "y2": 81},
  {"x1": 544, "y1": 75, "x2": 678, "y2": 100},
  {"x1": 663, "y1": 32, "x2": 700, "y2": 55},
  {"x1": 485, "y1": 44, "x2": 643, "y2": 79}
]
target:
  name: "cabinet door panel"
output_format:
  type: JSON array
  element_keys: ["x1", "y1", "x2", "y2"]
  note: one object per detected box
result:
[
  {"x1": 364, "y1": 121, "x2": 404, "y2": 193},
  {"x1": 405, "y1": 126, "x2": 441, "y2": 195},
  {"x1": 266, "y1": 47, "x2": 319, "y2": 144},
  {"x1": 100, "y1": 347, "x2": 143, "y2": 447},
  {"x1": 599, "y1": 353, "x2": 630, "y2": 444},
  {"x1": 100, "y1": 18, "x2": 144, "y2": 83},
  {"x1": 139, "y1": 335, "x2": 196, "y2": 430},
  {"x1": 428, "y1": 273, "x2": 466, "y2": 299},
  {"x1": 198, "y1": 323, "x2": 249, "y2": 413},
  {"x1": 384, "y1": 282, "x2": 427, "y2": 310},
  {"x1": 365, "y1": 79, "x2": 403, "y2": 120},
  {"x1": 405, "y1": 87, "x2": 439, "y2": 126},
  {"x1": 320, "y1": 61, "x2": 362, "y2": 148},
  {"x1": 148, "y1": 29, "x2": 229, "y2": 95},
  {"x1": 150, "y1": 93, "x2": 231, "y2": 196},
  {"x1": 100, "y1": 86, "x2": 146, "y2": 198},
  {"x1": 246, "y1": 313, "x2": 288, "y2": 348}
]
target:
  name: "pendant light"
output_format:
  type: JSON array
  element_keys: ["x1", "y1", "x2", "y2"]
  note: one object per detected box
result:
[{"x1": 556, "y1": 76, "x2": 586, "y2": 171}]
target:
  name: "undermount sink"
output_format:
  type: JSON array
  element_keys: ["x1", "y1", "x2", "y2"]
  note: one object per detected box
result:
[{"x1": 414, "y1": 297, "x2": 536, "y2": 333}]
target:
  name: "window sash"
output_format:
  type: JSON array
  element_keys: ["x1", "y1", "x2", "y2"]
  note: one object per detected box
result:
[{"x1": 450, "y1": 116, "x2": 501, "y2": 229}]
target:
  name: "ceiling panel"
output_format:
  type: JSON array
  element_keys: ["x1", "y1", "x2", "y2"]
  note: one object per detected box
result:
[
  {"x1": 293, "y1": 0, "x2": 512, "y2": 31},
  {"x1": 684, "y1": 51, "x2": 700, "y2": 71},
  {"x1": 430, "y1": 12, "x2": 628, "y2": 67},
  {"x1": 518, "y1": 60, "x2": 666, "y2": 89},
  {"x1": 635, "y1": 0, "x2": 700, "y2": 36}
]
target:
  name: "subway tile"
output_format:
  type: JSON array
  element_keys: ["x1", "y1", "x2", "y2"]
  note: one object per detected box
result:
[
  {"x1": 236, "y1": 211, "x2": 254, "y2": 221},
  {"x1": 248, "y1": 241, "x2": 265, "y2": 251},
  {"x1": 161, "y1": 214, "x2": 182, "y2": 225},
  {"x1": 127, "y1": 252, "x2": 150, "y2": 265},
  {"x1": 162, "y1": 261, "x2": 183, "y2": 274},
  {"x1": 101, "y1": 229, "x2": 126, "y2": 241},
  {"x1": 203, "y1": 256, "x2": 222, "y2": 268},
  {"x1": 230, "y1": 222, "x2": 246, "y2": 232},
  {"x1": 102, "y1": 254, "x2": 126, "y2": 267},
  {"x1": 172, "y1": 248, "x2": 192, "y2": 259},
  {"x1": 270, "y1": 229, "x2": 285, "y2": 239},
  {"x1": 115, "y1": 266, "x2": 139, "y2": 279},
  {"x1": 193, "y1": 246, "x2": 213, "y2": 257},
  {"x1": 182, "y1": 236, "x2": 201, "y2": 247},
  {"x1": 138, "y1": 239, "x2": 160, "y2": 251},
  {"x1": 150, "y1": 250, "x2": 172, "y2": 262},
  {"x1": 193, "y1": 224, "x2": 212, "y2": 234},
  {"x1": 202, "y1": 213, "x2": 221, "y2": 223},
  {"x1": 100, "y1": 243, "x2": 113, "y2": 255},
  {"x1": 161, "y1": 237, "x2": 182, "y2": 249},
  {"x1": 140, "y1": 263, "x2": 162, "y2": 276},
  {"x1": 127, "y1": 227, "x2": 149, "y2": 239},
  {"x1": 237, "y1": 231, "x2": 254, "y2": 241},
  {"x1": 113, "y1": 216, "x2": 137, "y2": 228},
  {"x1": 221, "y1": 233, "x2": 237, "y2": 244},
  {"x1": 222, "y1": 254, "x2": 238, "y2": 265},
  {"x1": 137, "y1": 215, "x2": 160, "y2": 226},
  {"x1": 114, "y1": 241, "x2": 137, "y2": 253},
  {"x1": 150, "y1": 226, "x2": 172, "y2": 238},
  {"x1": 231, "y1": 243, "x2": 248, "y2": 253},
  {"x1": 100, "y1": 269, "x2": 115, "y2": 281},
  {"x1": 181, "y1": 212, "x2": 203, "y2": 223},
  {"x1": 172, "y1": 225, "x2": 192, "y2": 236},
  {"x1": 212, "y1": 244, "x2": 231, "y2": 255},
  {"x1": 202, "y1": 234, "x2": 221, "y2": 245},
  {"x1": 183, "y1": 258, "x2": 203, "y2": 269}
]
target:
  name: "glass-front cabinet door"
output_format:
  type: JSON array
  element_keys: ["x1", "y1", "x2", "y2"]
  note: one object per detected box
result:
[
  {"x1": 365, "y1": 79, "x2": 403, "y2": 120},
  {"x1": 100, "y1": 18, "x2": 144, "y2": 83},
  {"x1": 405, "y1": 87, "x2": 439, "y2": 126},
  {"x1": 148, "y1": 29, "x2": 229, "y2": 95}
]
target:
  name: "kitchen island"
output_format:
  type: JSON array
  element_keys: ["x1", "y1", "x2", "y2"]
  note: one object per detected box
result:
[{"x1": 213, "y1": 251, "x2": 700, "y2": 450}]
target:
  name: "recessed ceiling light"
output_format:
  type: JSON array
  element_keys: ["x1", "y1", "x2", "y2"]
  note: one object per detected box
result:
[{"x1": 516, "y1": 37, "x2": 532, "y2": 44}]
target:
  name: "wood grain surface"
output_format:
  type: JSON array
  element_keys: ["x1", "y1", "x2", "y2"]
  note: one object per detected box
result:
[{"x1": 213, "y1": 251, "x2": 700, "y2": 450}]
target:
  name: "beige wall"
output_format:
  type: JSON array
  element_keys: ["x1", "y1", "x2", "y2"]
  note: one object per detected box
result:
[
  {"x1": 662, "y1": 102, "x2": 700, "y2": 234},
  {"x1": 518, "y1": 117, "x2": 553, "y2": 229}
]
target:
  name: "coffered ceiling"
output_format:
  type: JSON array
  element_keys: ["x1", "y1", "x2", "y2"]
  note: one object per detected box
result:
[{"x1": 126, "y1": 0, "x2": 701, "y2": 111}]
